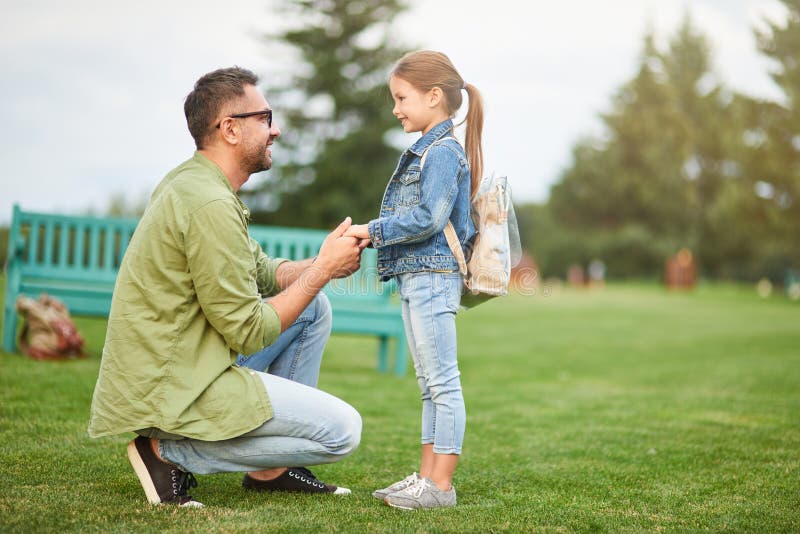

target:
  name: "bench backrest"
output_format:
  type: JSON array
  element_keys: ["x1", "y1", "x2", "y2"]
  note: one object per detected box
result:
[
  {"x1": 5, "y1": 206, "x2": 391, "y2": 312},
  {"x1": 8, "y1": 206, "x2": 140, "y2": 285}
]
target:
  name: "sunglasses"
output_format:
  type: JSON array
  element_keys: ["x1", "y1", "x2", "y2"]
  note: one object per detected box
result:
[{"x1": 215, "y1": 109, "x2": 272, "y2": 129}]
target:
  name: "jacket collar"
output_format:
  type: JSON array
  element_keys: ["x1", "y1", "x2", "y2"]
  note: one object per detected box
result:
[{"x1": 408, "y1": 119, "x2": 455, "y2": 157}]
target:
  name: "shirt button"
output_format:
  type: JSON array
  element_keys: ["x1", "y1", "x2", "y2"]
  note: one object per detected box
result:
[{"x1": 249, "y1": 371, "x2": 256, "y2": 376}]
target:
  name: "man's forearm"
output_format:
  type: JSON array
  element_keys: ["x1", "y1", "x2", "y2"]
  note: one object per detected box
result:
[
  {"x1": 269, "y1": 262, "x2": 331, "y2": 331},
  {"x1": 274, "y1": 257, "x2": 316, "y2": 289}
]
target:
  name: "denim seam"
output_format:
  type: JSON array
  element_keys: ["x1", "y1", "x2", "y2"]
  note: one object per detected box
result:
[
  {"x1": 287, "y1": 321, "x2": 310, "y2": 380},
  {"x1": 428, "y1": 273, "x2": 450, "y2": 451}
]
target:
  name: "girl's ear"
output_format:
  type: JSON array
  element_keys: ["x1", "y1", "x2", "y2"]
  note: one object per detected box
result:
[{"x1": 427, "y1": 86, "x2": 443, "y2": 108}]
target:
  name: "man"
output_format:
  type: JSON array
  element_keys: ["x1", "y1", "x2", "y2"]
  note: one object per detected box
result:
[{"x1": 88, "y1": 67, "x2": 366, "y2": 507}]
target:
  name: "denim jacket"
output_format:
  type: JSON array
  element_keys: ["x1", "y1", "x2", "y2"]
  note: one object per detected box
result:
[{"x1": 368, "y1": 119, "x2": 476, "y2": 281}]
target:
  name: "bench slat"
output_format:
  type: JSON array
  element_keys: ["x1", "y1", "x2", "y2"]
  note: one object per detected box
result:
[
  {"x1": 58, "y1": 222, "x2": 70, "y2": 268},
  {"x1": 28, "y1": 221, "x2": 39, "y2": 265}
]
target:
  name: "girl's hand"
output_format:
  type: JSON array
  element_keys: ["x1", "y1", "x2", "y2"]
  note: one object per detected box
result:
[{"x1": 343, "y1": 224, "x2": 370, "y2": 240}]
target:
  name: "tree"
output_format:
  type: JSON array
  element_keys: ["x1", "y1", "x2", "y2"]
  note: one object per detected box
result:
[
  {"x1": 748, "y1": 0, "x2": 800, "y2": 273},
  {"x1": 547, "y1": 17, "x2": 750, "y2": 278},
  {"x1": 697, "y1": 0, "x2": 800, "y2": 280},
  {"x1": 550, "y1": 32, "x2": 694, "y2": 240},
  {"x1": 242, "y1": 0, "x2": 410, "y2": 229}
]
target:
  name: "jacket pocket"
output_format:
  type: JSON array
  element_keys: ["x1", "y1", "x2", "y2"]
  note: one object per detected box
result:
[{"x1": 397, "y1": 167, "x2": 421, "y2": 206}]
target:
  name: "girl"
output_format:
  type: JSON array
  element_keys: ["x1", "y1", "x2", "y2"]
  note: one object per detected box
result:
[{"x1": 344, "y1": 50, "x2": 484, "y2": 510}]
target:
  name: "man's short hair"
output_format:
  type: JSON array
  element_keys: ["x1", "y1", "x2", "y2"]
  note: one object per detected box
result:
[{"x1": 184, "y1": 66, "x2": 259, "y2": 149}]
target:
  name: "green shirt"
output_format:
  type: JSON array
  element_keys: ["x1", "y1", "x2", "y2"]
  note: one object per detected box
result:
[{"x1": 88, "y1": 152, "x2": 287, "y2": 440}]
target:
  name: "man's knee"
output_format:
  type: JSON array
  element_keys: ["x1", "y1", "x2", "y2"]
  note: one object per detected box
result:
[
  {"x1": 311, "y1": 292, "x2": 332, "y2": 332},
  {"x1": 328, "y1": 403, "x2": 362, "y2": 457}
]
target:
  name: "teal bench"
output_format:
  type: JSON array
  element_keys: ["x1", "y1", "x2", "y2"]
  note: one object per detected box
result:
[{"x1": 2, "y1": 205, "x2": 408, "y2": 375}]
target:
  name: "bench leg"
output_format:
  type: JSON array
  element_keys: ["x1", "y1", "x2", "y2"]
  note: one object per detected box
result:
[
  {"x1": 2, "y1": 300, "x2": 17, "y2": 354},
  {"x1": 378, "y1": 336, "x2": 389, "y2": 373}
]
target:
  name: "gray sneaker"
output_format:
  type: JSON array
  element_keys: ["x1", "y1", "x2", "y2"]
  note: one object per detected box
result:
[
  {"x1": 372, "y1": 472, "x2": 419, "y2": 500},
  {"x1": 384, "y1": 477, "x2": 456, "y2": 510}
]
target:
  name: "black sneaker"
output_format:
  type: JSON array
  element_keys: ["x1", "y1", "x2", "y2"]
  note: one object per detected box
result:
[
  {"x1": 126, "y1": 436, "x2": 203, "y2": 507},
  {"x1": 242, "y1": 467, "x2": 351, "y2": 495}
]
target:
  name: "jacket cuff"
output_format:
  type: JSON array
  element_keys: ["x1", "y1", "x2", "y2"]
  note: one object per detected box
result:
[{"x1": 368, "y1": 219, "x2": 384, "y2": 248}]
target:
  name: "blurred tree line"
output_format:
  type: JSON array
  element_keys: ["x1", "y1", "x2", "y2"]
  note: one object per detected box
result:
[
  {"x1": 519, "y1": 4, "x2": 800, "y2": 281},
  {"x1": 240, "y1": 0, "x2": 798, "y2": 282}
]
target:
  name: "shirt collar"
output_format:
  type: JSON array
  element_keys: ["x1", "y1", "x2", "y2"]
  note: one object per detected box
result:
[
  {"x1": 192, "y1": 151, "x2": 251, "y2": 220},
  {"x1": 192, "y1": 151, "x2": 235, "y2": 194}
]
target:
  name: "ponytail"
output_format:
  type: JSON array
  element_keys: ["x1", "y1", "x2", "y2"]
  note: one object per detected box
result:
[{"x1": 462, "y1": 83, "x2": 484, "y2": 200}]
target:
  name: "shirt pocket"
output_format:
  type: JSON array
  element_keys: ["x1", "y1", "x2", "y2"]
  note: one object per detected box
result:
[{"x1": 396, "y1": 165, "x2": 422, "y2": 206}]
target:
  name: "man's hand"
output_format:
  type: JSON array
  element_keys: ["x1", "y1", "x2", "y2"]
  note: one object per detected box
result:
[
  {"x1": 269, "y1": 218, "x2": 367, "y2": 332},
  {"x1": 315, "y1": 217, "x2": 365, "y2": 280}
]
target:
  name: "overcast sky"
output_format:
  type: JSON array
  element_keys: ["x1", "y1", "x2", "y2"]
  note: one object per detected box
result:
[{"x1": 0, "y1": 0, "x2": 788, "y2": 225}]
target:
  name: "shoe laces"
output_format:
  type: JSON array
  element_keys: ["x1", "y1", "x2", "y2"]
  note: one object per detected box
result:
[
  {"x1": 289, "y1": 467, "x2": 327, "y2": 490},
  {"x1": 401, "y1": 477, "x2": 430, "y2": 498},
  {"x1": 172, "y1": 469, "x2": 198, "y2": 498},
  {"x1": 396, "y1": 472, "x2": 419, "y2": 490}
]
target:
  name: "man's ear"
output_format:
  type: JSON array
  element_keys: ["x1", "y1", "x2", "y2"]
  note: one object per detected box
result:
[
  {"x1": 428, "y1": 87, "x2": 443, "y2": 108},
  {"x1": 218, "y1": 118, "x2": 241, "y2": 145}
]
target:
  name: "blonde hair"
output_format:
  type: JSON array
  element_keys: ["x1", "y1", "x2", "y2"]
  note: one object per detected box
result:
[{"x1": 391, "y1": 50, "x2": 484, "y2": 199}]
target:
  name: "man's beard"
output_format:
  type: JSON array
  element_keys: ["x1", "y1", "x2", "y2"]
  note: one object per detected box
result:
[{"x1": 242, "y1": 140, "x2": 271, "y2": 175}]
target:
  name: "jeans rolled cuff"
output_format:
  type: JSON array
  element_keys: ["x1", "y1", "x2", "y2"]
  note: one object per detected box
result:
[{"x1": 432, "y1": 446, "x2": 462, "y2": 455}]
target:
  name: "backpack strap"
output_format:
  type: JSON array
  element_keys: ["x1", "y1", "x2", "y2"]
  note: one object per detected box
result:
[
  {"x1": 444, "y1": 222, "x2": 468, "y2": 276},
  {"x1": 419, "y1": 138, "x2": 468, "y2": 276}
]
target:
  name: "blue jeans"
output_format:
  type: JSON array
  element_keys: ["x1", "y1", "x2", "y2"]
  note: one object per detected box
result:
[
  {"x1": 397, "y1": 272, "x2": 465, "y2": 455},
  {"x1": 160, "y1": 293, "x2": 362, "y2": 474}
]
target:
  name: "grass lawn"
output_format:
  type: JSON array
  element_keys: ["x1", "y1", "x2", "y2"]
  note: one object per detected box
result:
[{"x1": 1, "y1": 280, "x2": 798, "y2": 532}]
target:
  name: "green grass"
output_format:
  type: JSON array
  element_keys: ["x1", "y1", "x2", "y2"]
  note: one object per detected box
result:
[{"x1": 1, "y1": 281, "x2": 798, "y2": 532}]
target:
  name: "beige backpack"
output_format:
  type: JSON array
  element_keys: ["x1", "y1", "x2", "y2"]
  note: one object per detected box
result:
[
  {"x1": 444, "y1": 173, "x2": 519, "y2": 308},
  {"x1": 421, "y1": 140, "x2": 521, "y2": 308}
]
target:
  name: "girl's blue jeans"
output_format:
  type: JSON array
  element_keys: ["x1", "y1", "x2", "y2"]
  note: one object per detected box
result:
[
  {"x1": 159, "y1": 293, "x2": 362, "y2": 474},
  {"x1": 397, "y1": 271, "x2": 465, "y2": 455}
]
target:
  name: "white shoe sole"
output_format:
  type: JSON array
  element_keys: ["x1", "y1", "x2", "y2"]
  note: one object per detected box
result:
[
  {"x1": 127, "y1": 440, "x2": 162, "y2": 505},
  {"x1": 385, "y1": 501, "x2": 416, "y2": 510},
  {"x1": 179, "y1": 500, "x2": 205, "y2": 508}
]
